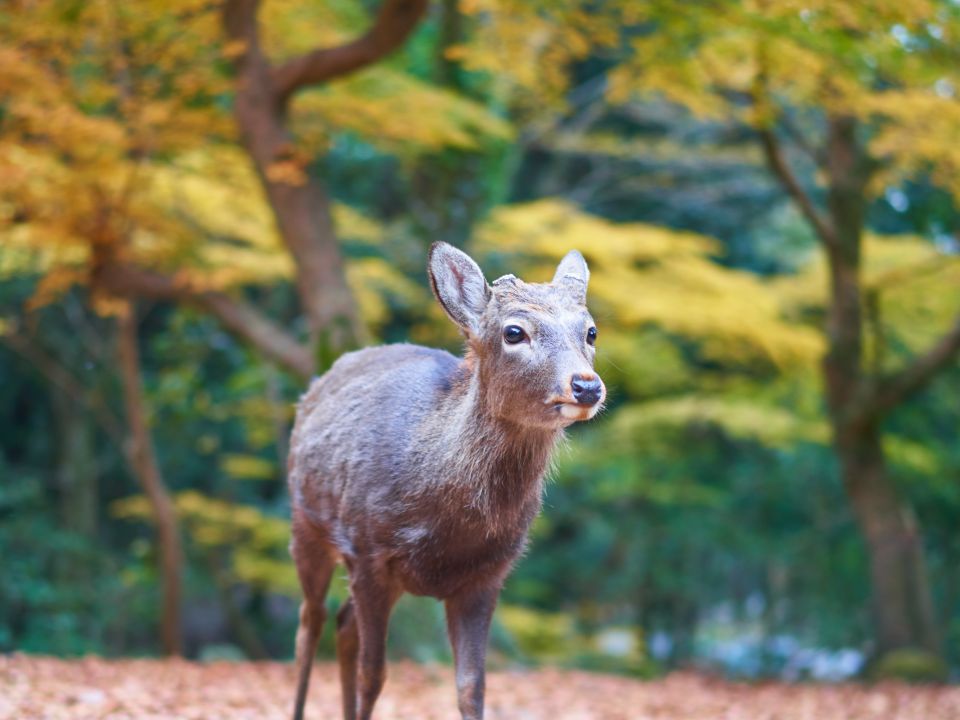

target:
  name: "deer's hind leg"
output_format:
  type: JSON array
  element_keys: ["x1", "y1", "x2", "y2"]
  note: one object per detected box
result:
[
  {"x1": 290, "y1": 514, "x2": 337, "y2": 720},
  {"x1": 335, "y1": 596, "x2": 359, "y2": 720}
]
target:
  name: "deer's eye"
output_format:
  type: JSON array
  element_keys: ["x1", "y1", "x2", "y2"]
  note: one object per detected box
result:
[
  {"x1": 586, "y1": 326, "x2": 597, "y2": 346},
  {"x1": 503, "y1": 325, "x2": 527, "y2": 344}
]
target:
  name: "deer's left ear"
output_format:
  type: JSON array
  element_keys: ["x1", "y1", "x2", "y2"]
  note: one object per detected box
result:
[{"x1": 552, "y1": 250, "x2": 589, "y2": 303}]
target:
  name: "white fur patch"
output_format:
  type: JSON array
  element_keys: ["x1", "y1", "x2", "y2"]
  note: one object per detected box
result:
[
  {"x1": 560, "y1": 404, "x2": 588, "y2": 420},
  {"x1": 559, "y1": 399, "x2": 603, "y2": 422},
  {"x1": 501, "y1": 341, "x2": 531, "y2": 355}
]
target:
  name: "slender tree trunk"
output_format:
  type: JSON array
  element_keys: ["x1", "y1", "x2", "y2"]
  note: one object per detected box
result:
[
  {"x1": 52, "y1": 391, "x2": 98, "y2": 541},
  {"x1": 436, "y1": 0, "x2": 464, "y2": 91},
  {"x1": 51, "y1": 391, "x2": 98, "y2": 586},
  {"x1": 822, "y1": 116, "x2": 940, "y2": 657},
  {"x1": 117, "y1": 306, "x2": 183, "y2": 656},
  {"x1": 225, "y1": 0, "x2": 363, "y2": 371}
]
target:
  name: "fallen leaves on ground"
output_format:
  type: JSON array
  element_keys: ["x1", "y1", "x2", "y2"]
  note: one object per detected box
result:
[{"x1": 1, "y1": 655, "x2": 958, "y2": 719}]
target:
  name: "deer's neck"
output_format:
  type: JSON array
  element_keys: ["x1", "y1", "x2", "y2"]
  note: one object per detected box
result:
[{"x1": 433, "y1": 358, "x2": 560, "y2": 524}]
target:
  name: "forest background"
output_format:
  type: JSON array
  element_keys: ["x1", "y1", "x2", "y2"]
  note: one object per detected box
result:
[{"x1": 1, "y1": 0, "x2": 959, "y2": 685}]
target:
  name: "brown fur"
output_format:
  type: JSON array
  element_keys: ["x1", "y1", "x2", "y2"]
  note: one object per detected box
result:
[{"x1": 286, "y1": 243, "x2": 604, "y2": 719}]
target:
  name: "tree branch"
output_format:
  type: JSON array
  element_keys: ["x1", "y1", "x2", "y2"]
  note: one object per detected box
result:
[
  {"x1": 199, "y1": 292, "x2": 313, "y2": 380},
  {"x1": 271, "y1": 0, "x2": 429, "y2": 105},
  {"x1": 758, "y1": 127, "x2": 838, "y2": 249},
  {"x1": 865, "y1": 312, "x2": 960, "y2": 419},
  {"x1": 751, "y1": 42, "x2": 837, "y2": 251},
  {"x1": 97, "y1": 264, "x2": 314, "y2": 380}
]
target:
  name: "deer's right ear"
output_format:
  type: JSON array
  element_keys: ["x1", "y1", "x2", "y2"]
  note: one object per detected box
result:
[{"x1": 428, "y1": 242, "x2": 491, "y2": 335}]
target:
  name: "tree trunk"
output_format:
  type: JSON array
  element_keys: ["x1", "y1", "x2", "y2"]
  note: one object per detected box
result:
[
  {"x1": 822, "y1": 115, "x2": 940, "y2": 658},
  {"x1": 117, "y1": 306, "x2": 183, "y2": 656},
  {"x1": 51, "y1": 390, "x2": 98, "y2": 587},
  {"x1": 226, "y1": 1, "x2": 362, "y2": 371},
  {"x1": 52, "y1": 391, "x2": 98, "y2": 541},
  {"x1": 838, "y1": 426, "x2": 941, "y2": 655},
  {"x1": 222, "y1": 0, "x2": 430, "y2": 370},
  {"x1": 436, "y1": 0, "x2": 465, "y2": 91},
  {"x1": 236, "y1": 93, "x2": 361, "y2": 364}
]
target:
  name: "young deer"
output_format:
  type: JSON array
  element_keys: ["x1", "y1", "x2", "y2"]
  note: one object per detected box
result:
[{"x1": 287, "y1": 242, "x2": 605, "y2": 720}]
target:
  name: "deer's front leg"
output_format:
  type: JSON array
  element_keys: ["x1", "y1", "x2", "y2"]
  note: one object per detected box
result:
[{"x1": 445, "y1": 586, "x2": 499, "y2": 720}]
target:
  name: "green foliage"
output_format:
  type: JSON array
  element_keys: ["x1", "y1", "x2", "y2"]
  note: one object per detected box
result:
[
  {"x1": 498, "y1": 604, "x2": 581, "y2": 662},
  {"x1": 497, "y1": 605, "x2": 653, "y2": 676},
  {"x1": 870, "y1": 649, "x2": 949, "y2": 683},
  {"x1": 0, "y1": 473, "x2": 122, "y2": 656},
  {"x1": 386, "y1": 596, "x2": 453, "y2": 664}
]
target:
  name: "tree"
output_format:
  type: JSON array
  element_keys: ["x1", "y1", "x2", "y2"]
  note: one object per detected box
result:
[
  {"x1": 609, "y1": 0, "x2": 960, "y2": 659},
  {"x1": 0, "y1": 1, "x2": 511, "y2": 378},
  {"x1": 221, "y1": 0, "x2": 428, "y2": 368},
  {"x1": 473, "y1": 202, "x2": 959, "y2": 669},
  {"x1": 116, "y1": 304, "x2": 183, "y2": 655}
]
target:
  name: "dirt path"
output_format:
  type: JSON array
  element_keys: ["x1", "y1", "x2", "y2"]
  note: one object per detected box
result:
[{"x1": 2, "y1": 655, "x2": 958, "y2": 719}]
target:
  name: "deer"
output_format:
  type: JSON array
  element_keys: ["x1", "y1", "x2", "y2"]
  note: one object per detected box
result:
[{"x1": 286, "y1": 242, "x2": 605, "y2": 720}]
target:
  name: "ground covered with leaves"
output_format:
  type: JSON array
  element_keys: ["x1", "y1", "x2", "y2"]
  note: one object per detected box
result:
[{"x1": 2, "y1": 655, "x2": 959, "y2": 719}]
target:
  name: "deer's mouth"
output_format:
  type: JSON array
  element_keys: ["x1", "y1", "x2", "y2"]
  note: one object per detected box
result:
[{"x1": 547, "y1": 399, "x2": 602, "y2": 422}]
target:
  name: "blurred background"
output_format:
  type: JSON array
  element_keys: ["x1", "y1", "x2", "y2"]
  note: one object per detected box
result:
[{"x1": 1, "y1": 0, "x2": 958, "y2": 685}]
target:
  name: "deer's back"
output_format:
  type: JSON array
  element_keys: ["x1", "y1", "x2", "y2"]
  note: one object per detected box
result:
[{"x1": 287, "y1": 343, "x2": 462, "y2": 547}]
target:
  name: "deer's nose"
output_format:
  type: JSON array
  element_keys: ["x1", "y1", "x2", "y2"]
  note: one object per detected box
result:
[{"x1": 571, "y1": 374, "x2": 603, "y2": 406}]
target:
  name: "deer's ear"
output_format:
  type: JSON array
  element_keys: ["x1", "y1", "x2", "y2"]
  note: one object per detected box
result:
[
  {"x1": 428, "y1": 242, "x2": 491, "y2": 335},
  {"x1": 552, "y1": 249, "x2": 589, "y2": 303}
]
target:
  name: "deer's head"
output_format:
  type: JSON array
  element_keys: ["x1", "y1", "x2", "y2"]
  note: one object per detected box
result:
[{"x1": 429, "y1": 242, "x2": 605, "y2": 429}]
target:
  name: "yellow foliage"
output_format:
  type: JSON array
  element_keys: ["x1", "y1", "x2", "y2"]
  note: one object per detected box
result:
[
  {"x1": 0, "y1": 223, "x2": 87, "y2": 282},
  {"x1": 0, "y1": 0, "x2": 508, "y2": 321},
  {"x1": 496, "y1": 604, "x2": 582, "y2": 662},
  {"x1": 26, "y1": 268, "x2": 88, "y2": 312},
  {"x1": 261, "y1": 0, "x2": 368, "y2": 60},
  {"x1": 0, "y1": 0, "x2": 232, "y2": 309},
  {"x1": 772, "y1": 234, "x2": 960, "y2": 365},
  {"x1": 348, "y1": 257, "x2": 431, "y2": 332},
  {"x1": 605, "y1": 0, "x2": 960, "y2": 204},
  {"x1": 265, "y1": 160, "x2": 309, "y2": 187},
  {"x1": 142, "y1": 149, "x2": 294, "y2": 287},
  {"x1": 866, "y1": 91, "x2": 960, "y2": 198},
  {"x1": 611, "y1": 396, "x2": 829, "y2": 448},
  {"x1": 884, "y1": 437, "x2": 941, "y2": 477},
  {"x1": 113, "y1": 490, "x2": 299, "y2": 596},
  {"x1": 219, "y1": 454, "x2": 278, "y2": 481},
  {"x1": 454, "y1": 0, "x2": 619, "y2": 117},
  {"x1": 291, "y1": 70, "x2": 513, "y2": 157},
  {"x1": 474, "y1": 200, "x2": 824, "y2": 369},
  {"x1": 2, "y1": 132, "x2": 420, "y2": 331}
]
